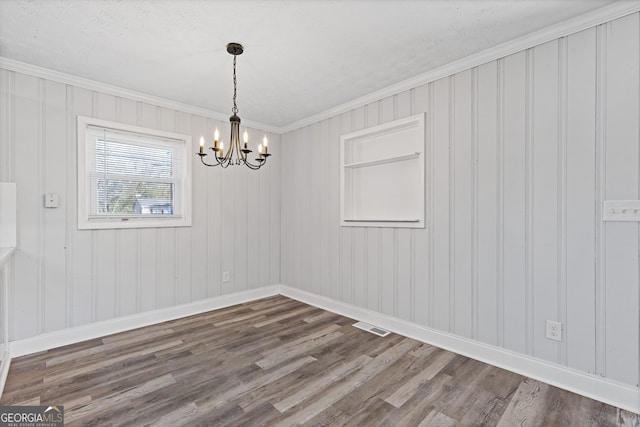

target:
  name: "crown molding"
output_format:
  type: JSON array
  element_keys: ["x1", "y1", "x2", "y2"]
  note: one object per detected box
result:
[
  {"x1": 0, "y1": 57, "x2": 281, "y2": 134},
  {"x1": 2, "y1": 2, "x2": 639, "y2": 135},
  {"x1": 279, "y1": 1, "x2": 640, "y2": 134}
]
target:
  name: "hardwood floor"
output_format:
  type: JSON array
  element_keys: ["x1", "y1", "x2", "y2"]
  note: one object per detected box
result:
[{"x1": 2, "y1": 296, "x2": 638, "y2": 426}]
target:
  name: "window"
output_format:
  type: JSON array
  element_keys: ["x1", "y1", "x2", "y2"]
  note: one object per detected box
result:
[{"x1": 77, "y1": 116, "x2": 192, "y2": 229}]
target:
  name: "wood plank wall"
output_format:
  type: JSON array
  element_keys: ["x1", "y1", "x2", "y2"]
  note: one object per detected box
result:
[
  {"x1": 0, "y1": 72, "x2": 281, "y2": 341},
  {"x1": 281, "y1": 16, "x2": 639, "y2": 388}
]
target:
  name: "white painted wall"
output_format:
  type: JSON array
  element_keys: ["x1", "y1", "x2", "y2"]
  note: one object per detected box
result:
[
  {"x1": 281, "y1": 14, "x2": 639, "y2": 389},
  {"x1": 0, "y1": 183, "x2": 16, "y2": 248},
  {"x1": 0, "y1": 69, "x2": 281, "y2": 341},
  {"x1": 0, "y1": 5, "x2": 637, "y2": 400}
]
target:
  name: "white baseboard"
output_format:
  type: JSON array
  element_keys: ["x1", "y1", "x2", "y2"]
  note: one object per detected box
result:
[
  {"x1": 10, "y1": 285, "x2": 280, "y2": 358},
  {"x1": 279, "y1": 285, "x2": 640, "y2": 415},
  {"x1": 6, "y1": 283, "x2": 638, "y2": 414}
]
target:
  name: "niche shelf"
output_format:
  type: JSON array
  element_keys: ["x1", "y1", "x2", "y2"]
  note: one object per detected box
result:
[{"x1": 340, "y1": 113, "x2": 426, "y2": 228}]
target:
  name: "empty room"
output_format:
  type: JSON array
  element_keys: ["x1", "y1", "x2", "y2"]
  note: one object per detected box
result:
[{"x1": 0, "y1": 0, "x2": 639, "y2": 425}]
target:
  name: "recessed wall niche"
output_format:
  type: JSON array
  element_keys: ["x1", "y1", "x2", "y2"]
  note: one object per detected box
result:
[{"x1": 340, "y1": 113, "x2": 426, "y2": 228}]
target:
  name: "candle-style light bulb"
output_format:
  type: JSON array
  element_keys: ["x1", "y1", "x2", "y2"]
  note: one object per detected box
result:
[
  {"x1": 219, "y1": 141, "x2": 224, "y2": 152},
  {"x1": 214, "y1": 128, "x2": 220, "y2": 142},
  {"x1": 199, "y1": 136, "x2": 204, "y2": 154},
  {"x1": 243, "y1": 130, "x2": 249, "y2": 149},
  {"x1": 263, "y1": 135, "x2": 268, "y2": 153},
  {"x1": 258, "y1": 143, "x2": 263, "y2": 155}
]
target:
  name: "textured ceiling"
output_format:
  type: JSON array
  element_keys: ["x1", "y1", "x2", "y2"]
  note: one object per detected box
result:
[{"x1": 0, "y1": 0, "x2": 619, "y2": 128}]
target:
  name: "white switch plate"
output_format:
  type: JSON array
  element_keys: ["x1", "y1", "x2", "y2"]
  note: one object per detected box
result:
[
  {"x1": 222, "y1": 272, "x2": 230, "y2": 282},
  {"x1": 44, "y1": 193, "x2": 58, "y2": 208},
  {"x1": 603, "y1": 200, "x2": 640, "y2": 221}
]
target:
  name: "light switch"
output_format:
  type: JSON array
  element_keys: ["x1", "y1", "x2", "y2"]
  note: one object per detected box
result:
[
  {"x1": 603, "y1": 200, "x2": 640, "y2": 221},
  {"x1": 44, "y1": 193, "x2": 58, "y2": 208}
]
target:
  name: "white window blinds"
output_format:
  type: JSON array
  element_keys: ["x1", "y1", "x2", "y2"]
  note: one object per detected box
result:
[{"x1": 85, "y1": 126, "x2": 183, "y2": 218}]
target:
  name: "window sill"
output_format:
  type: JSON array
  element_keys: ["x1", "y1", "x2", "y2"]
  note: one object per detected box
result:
[{"x1": 78, "y1": 217, "x2": 191, "y2": 230}]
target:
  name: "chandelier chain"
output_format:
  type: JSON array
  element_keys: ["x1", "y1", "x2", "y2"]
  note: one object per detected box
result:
[
  {"x1": 232, "y1": 54, "x2": 238, "y2": 114},
  {"x1": 197, "y1": 43, "x2": 270, "y2": 170}
]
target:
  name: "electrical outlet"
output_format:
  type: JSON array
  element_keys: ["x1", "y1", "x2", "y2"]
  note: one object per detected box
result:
[
  {"x1": 222, "y1": 272, "x2": 230, "y2": 283},
  {"x1": 546, "y1": 320, "x2": 562, "y2": 342}
]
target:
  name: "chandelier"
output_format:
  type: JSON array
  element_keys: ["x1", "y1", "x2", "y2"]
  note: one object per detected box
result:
[{"x1": 197, "y1": 43, "x2": 271, "y2": 170}]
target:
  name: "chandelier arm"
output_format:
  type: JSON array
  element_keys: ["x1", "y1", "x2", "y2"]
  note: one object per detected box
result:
[
  {"x1": 220, "y1": 150, "x2": 232, "y2": 167},
  {"x1": 213, "y1": 148, "x2": 223, "y2": 164},
  {"x1": 242, "y1": 160, "x2": 263, "y2": 170},
  {"x1": 232, "y1": 129, "x2": 239, "y2": 165},
  {"x1": 239, "y1": 145, "x2": 248, "y2": 164},
  {"x1": 217, "y1": 137, "x2": 233, "y2": 166},
  {"x1": 243, "y1": 157, "x2": 266, "y2": 169},
  {"x1": 233, "y1": 121, "x2": 243, "y2": 165},
  {"x1": 215, "y1": 146, "x2": 231, "y2": 168},
  {"x1": 199, "y1": 154, "x2": 221, "y2": 167}
]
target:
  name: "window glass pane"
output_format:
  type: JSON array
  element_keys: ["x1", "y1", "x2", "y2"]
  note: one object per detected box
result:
[{"x1": 92, "y1": 178, "x2": 174, "y2": 216}]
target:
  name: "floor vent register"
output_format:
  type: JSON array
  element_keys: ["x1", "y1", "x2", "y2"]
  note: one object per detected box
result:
[{"x1": 352, "y1": 321, "x2": 391, "y2": 337}]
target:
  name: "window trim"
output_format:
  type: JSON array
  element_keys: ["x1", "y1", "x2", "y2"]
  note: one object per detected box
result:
[{"x1": 77, "y1": 116, "x2": 192, "y2": 230}]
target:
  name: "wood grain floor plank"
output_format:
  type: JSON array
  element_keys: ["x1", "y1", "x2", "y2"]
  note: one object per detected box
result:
[
  {"x1": 439, "y1": 365, "x2": 497, "y2": 420},
  {"x1": 497, "y1": 377, "x2": 548, "y2": 427},
  {"x1": 617, "y1": 409, "x2": 640, "y2": 426},
  {"x1": 172, "y1": 356, "x2": 317, "y2": 425},
  {"x1": 235, "y1": 347, "x2": 361, "y2": 413},
  {"x1": 303, "y1": 310, "x2": 342, "y2": 323},
  {"x1": 418, "y1": 409, "x2": 459, "y2": 426},
  {"x1": 148, "y1": 402, "x2": 199, "y2": 427},
  {"x1": 100, "y1": 323, "x2": 179, "y2": 344},
  {"x1": 245, "y1": 295, "x2": 296, "y2": 311},
  {"x1": 46, "y1": 329, "x2": 175, "y2": 367},
  {"x1": 66, "y1": 374, "x2": 176, "y2": 425},
  {"x1": 385, "y1": 348, "x2": 454, "y2": 408},
  {"x1": 13, "y1": 396, "x2": 41, "y2": 406},
  {"x1": 258, "y1": 323, "x2": 341, "y2": 358},
  {"x1": 342, "y1": 397, "x2": 396, "y2": 426},
  {"x1": 458, "y1": 389, "x2": 508, "y2": 426},
  {"x1": 385, "y1": 373, "x2": 453, "y2": 426},
  {"x1": 272, "y1": 354, "x2": 371, "y2": 413},
  {"x1": 273, "y1": 338, "x2": 418, "y2": 425},
  {"x1": 212, "y1": 298, "x2": 303, "y2": 327},
  {"x1": 330, "y1": 347, "x2": 435, "y2": 417},
  {"x1": 1, "y1": 296, "x2": 635, "y2": 426},
  {"x1": 252, "y1": 305, "x2": 318, "y2": 327},
  {"x1": 222, "y1": 402, "x2": 282, "y2": 427},
  {"x1": 43, "y1": 339, "x2": 184, "y2": 384},
  {"x1": 255, "y1": 329, "x2": 342, "y2": 369},
  {"x1": 477, "y1": 365, "x2": 525, "y2": 398}
]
